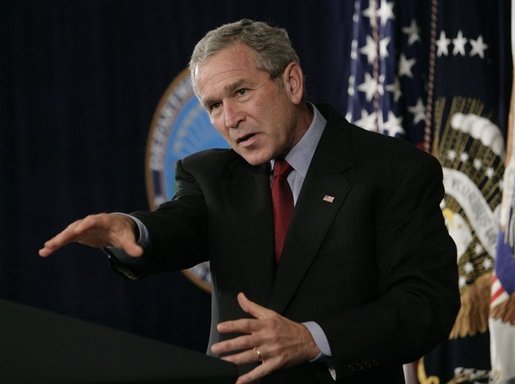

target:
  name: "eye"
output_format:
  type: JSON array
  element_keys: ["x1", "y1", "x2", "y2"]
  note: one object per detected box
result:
[
  {"x1": 209, "y1": 102, "x2": 222, "y2": 111},
  {"x1": 236, "y1": 88, "x2": 248, "y2": 96}
]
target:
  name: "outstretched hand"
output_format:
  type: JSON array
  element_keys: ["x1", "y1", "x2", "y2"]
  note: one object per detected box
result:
[
  {"x1": 211, "y1": 292, "x2": 320, "y2": 384},
  {"x1": 38, "y1": 213, "x2": 143, "y2": 258}
]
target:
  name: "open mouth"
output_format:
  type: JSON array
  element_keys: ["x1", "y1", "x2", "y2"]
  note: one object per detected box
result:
[{"x1": 236, "y1": 133, "x2": 256, "y2": 144}]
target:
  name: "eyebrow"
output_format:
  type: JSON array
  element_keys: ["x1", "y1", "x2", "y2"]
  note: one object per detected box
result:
[{"x1": 201, "y1": 79, "x2": 249, "y2": 108}]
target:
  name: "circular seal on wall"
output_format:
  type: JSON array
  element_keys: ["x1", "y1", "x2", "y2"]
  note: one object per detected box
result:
[{"x1": 145, "y1": 68, "x2": 228, "y2": 292}]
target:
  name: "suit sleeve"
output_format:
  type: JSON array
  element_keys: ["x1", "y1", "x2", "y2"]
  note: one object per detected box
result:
[
  {"x1": 318, "y1": 153, "x2": 460, "y2": 378},
  {"x1": 110, "y1": 159, "x2": 210, "y2": 279}
]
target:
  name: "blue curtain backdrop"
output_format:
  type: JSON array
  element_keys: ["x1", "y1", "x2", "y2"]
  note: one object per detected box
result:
[{"x1": 0, "y1": 0, "x2": 355, "y2": 352}]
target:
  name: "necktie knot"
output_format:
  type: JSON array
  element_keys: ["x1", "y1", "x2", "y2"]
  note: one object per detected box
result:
[{"x1": 273, "y1": 159, "x2": 293, "y2": 180}]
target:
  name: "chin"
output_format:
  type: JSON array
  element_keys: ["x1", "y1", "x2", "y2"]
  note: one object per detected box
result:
[
  {"x1": 239, "y1": 152, "x2": 272, "y2": 166},
  {"x1": 244, "y1": 158, "x2": 268, "y2": 166}
]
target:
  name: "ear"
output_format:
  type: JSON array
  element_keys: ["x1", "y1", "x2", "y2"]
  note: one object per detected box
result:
[{"x1": 282, "y1": 62, "x2": 304, "y2": 104}]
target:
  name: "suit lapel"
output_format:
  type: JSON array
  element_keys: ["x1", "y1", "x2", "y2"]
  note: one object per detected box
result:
[
  {"x1": 220, "y1": 157, "x2": 276, "y2": 305},
  {"x1": 269, "y1": 111, "x2": 356, "y2": 314}
]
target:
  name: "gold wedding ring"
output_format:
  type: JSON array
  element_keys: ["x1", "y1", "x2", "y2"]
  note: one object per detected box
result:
[{"x1": 253, "y1": 346, "x2": 264, "y2": 364}]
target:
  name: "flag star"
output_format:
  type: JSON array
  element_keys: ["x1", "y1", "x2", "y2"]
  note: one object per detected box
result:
[
  {"x1": 486, "y1": 167, "x2": 495, "y2": 178},
  {"x1": 351, "y1": 39, "x2": 358, "y2": 60},
  {"x1": 360, "y1": 35, "x2": 378, "y2": 64},
  {"x1": 357, "y1": 72, "x2": 379, "y2": 101},
  {"x1": 460, "y1": 152, "x2": 469, "y2": 162},
  {"x1": 464, "y1": 262, "x2": 474, "y2": 273},
  {"x1": 408, "y1": 98, "x2": 425, "y2": 124},
  {"x1": 377, "y1": 74, "x2": 385, "y2": 95},
  {"x1": 352, "y1": 8, "x2": 359, "y2": 23},
  {"x1": 452, "y1": 30, "x2": 468, "y2": 56},
  {"x1": 402, "y1": 19, "x2": 421, "y2": 45},
  {"x1": 436, "y1": 31, "x2": 451, "y2": 56},
  {"x1": 385, "y1": 77, "x2": 402, "y2": 102},
  {"x1": 470, "y1": 35, "x2": 488, "y2": 58},
  {"x1": 474, "y1": 243, "x2": 484, "y2": 254},
  {"x1": 448, "y1": 149, "x2": 457, "y2": 160},
  {"x1": 483, "y1": 258, "x2": 492, "y2": 270},
  {"x1": 379, "y1": 36, "x2": 391, "y2": 58},
  {"x1": 347, "y1": 75, "x2": 355, "y2": 96},
  {"x1": 354, "y1": 109, "x2": 378, "y2": 131},
  {"x1": 377, "y1": 1, "x2": 395, "y2": 26},
  {"x1": 362, "y1": 2, "x2": 377, "y2": 22},
  {"x1": 459, "y1": 276, "x2": 466, "y2": 288},
  {"x1": 473, "y1": 158, "x2": 482, "y2": 170},
  {"x1": 398, "y1": 54, "x2": 416, "y2": 78},
  {"x1": 381, "y1": 111, "x2": 404, "y2": 137}
]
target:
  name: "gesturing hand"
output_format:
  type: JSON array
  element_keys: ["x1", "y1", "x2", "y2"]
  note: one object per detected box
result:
[
  {"x1": 38, "y1": 213, "x2": 143, "y2": 258},
  {"x1": 211, "y1": 292, "x2": 320, "y2": 384}
]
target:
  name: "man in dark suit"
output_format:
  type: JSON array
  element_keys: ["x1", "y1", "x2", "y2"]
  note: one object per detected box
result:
[{"x1": 40, "y1": 19, "x2": 460, "y2": 384}]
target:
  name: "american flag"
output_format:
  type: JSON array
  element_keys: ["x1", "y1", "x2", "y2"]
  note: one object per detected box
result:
[
  {"x1": 490, "y1": 35, "x2": 515, "y2": 382},
  {"x1": 346, "y1": 0, "x2": 429, "y2": 149},
  {"x1": 345, "y1": 0, "x2": 513, "y2": 383}
]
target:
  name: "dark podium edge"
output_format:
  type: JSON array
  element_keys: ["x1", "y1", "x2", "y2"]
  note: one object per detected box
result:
[{"x1": 0, "y1": 299, "x2": 238, "y2": 383}]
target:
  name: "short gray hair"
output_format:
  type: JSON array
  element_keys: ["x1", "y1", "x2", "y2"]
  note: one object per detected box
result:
[{"x1": 189, "y1": 19, "x2": 300, "y2": 94}]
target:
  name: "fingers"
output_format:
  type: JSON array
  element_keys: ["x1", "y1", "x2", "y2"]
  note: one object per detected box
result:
[
  {"x1": 213, "y1": 292, "x2": 321, "y2": 382},
  {"x1": 218, "y1": 345, "x2": 265, "y2": 366},
  {"x1": 39, "y1": 219, "x2": 86, "y2": 257},
  {"x1": 211, "y1": 331, "x2": 255, "y2": 356},
  {"x1": 219, "y1": 341, "x2": 285, "y2": 384},
  {"x1": 215, "y1": 341, "x2": 277, "y2": 384},
  {"x1": 211, "y1": 296, "x2": 272, "y2": 364},
  {"x1": 215, "y1": 293, "x2": 274, "y2": 337},
  {"x1": 38, "y1": 213, "x2": 142, "y2": 257},
  {"x1": 235, "y1": 363, "x2": 273, "y2": 384}
]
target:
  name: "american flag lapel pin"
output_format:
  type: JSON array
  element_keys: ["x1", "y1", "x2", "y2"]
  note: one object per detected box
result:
[{"x1": 323, "y1": 195, "x2": 335, "y2": 203}]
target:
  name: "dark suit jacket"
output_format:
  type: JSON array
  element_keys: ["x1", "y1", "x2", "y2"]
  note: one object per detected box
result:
[{"x1": 117, "y1": 104, "x2": 460, "y2": 383}]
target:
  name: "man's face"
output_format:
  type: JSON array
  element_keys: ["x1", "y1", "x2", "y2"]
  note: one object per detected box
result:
[{"x1": 195, "y1": 43, "x2": 304, "y2": 165}]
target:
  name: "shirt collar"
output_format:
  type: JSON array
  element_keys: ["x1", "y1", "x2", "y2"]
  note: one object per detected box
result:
[{"x1": 281, "y1": 104, "x2": 327, "y2": 178}]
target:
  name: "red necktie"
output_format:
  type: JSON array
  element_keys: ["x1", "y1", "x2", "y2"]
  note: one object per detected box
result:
[{"x1": 271, "y1": 159, "x2": 294, "y2": 262}]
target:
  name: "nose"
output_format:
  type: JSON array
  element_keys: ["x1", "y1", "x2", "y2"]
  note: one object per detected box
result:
[{"x1": 223, "y1": 100, "x2": 244, "y2": 129}]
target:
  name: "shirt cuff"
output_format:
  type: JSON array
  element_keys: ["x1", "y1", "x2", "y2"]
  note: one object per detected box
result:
[{"x1": 303, "y1": 321, "x2": 332, "y2": 361}]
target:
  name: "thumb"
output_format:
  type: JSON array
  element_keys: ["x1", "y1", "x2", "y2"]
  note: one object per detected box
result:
[
  {"x1": 237, "y1": 292, "x2": 274, "y2": 319},
  {"x1": 109, "y1": 230, "x2": 143, "y2": 258},
  {"x1": 122, "y1": 241, "x2": 144, "y2": 258},
  {"x1": 108, "y1": 214, "x2": 144, "y2": 257}
]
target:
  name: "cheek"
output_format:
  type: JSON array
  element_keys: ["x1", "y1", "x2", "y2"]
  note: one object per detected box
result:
[{"x1": 212, "y1": 121, "x2": 230, "y2": 141}]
